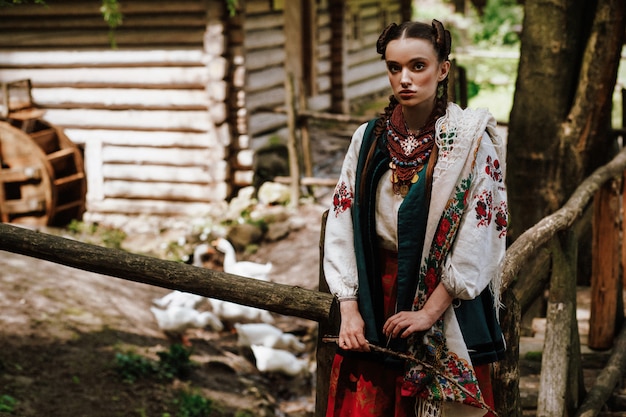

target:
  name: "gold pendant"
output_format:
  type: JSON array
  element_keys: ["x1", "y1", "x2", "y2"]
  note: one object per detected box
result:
[
  {"x1": 399, "y1": 183, "x2": 409, "y2": 197},
  {"x1": 411, "y1": 173, "x2": 419, "y2": 183}
]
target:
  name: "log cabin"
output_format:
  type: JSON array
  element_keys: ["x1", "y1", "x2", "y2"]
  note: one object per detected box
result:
[{"x1": 0, "y1": 0, "x2": 411, "y2": 223}]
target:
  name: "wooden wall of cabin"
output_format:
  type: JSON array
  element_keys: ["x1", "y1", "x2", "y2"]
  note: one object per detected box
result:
[
  {"x1": 0, "y1": 0, "x2": 231, "y2": 221},
  {"x1": 340, "y1": 0, "x2": 408, "y2": 113},
  {"x1": 239, "y1": 0, "x2": 410, "y2": 190}
]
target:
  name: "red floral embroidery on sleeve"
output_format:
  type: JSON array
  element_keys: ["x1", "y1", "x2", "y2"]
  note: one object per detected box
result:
[
  {"x1": 485, "y1": 155, "x2": 503, "y2": 183},
  {"x1": 332, "y1": 181, "x2": 354, "y2": 217},
  {"x1": 474, "y1": 190, "x2": 493, "y2": 227},
  {"x1": 495, "y1": 201, "x2": 508, "y2": 238}
]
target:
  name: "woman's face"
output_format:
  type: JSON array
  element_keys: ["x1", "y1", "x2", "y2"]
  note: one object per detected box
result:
[{"x1": 385, "y1": 37, "x2": 450, "y2": 112}]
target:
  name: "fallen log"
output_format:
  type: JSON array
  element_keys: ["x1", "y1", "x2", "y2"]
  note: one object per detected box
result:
[{"x1": 0, "y1": 222, "x2": 334, "y2": 323}]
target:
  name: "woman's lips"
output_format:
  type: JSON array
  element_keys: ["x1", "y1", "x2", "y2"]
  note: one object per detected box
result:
[{"x1": 398, "y1": 90, "x2": 415, "y2": 99}]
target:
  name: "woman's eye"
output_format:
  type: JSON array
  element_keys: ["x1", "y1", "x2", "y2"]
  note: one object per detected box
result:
[
  {"x1": 387, "y1": 64, "x2": 400, "y2": 73},
  {"x1": 413, "y1": 63, "x2": 425, "y2": 71}
]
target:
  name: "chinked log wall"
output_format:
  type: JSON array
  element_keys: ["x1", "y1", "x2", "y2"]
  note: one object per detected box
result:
[
  {"x1": 2, "y1": 142, "x2": 626, "y2": 416},
  {"x1": 0, "y1": 0, "x2": 232, "y2": 219}
]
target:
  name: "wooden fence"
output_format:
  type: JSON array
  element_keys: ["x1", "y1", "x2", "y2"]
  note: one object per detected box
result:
[{"x1": 2, "y1": 136, "x2": 626, "y2": 416}]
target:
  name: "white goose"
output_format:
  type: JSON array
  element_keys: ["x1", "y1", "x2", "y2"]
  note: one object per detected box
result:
[
  {"x1": 150, "y1": 305, "x2": 223, "y2": 345},
  {"x1": 208, "y1": 298, "x2": 274, "y2": 325},
  {"x1": 153, "y1": 290, "x2": 204, "y2": 310},
  {"x1": 212, "y1": 238, "x2": 273, "y2": 281},
  {"x1": 250, "y1": 344, "x2": 308, "y2": 377},
  {"x1": 234, "y1": 323, "x2": 306, "y2": 352}
]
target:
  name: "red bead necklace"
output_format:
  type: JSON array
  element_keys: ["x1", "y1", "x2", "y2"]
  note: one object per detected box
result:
[{"x1": 385, "y1": 106, "x2": 436, "y2": 196}]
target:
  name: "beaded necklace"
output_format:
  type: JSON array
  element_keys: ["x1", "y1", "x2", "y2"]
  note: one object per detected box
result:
[{"x1": 385, "y1": 105, "x2": 436, "y2": 196}]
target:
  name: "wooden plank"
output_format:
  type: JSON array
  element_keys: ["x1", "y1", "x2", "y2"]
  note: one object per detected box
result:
[
  {"x1": 346, "y1": 76, "x2": 389, "y2": 100},
  {"x1": 87, "y1": 198, "x2": 222, "y2": 215},
  {"x1": 64, "y1": 129, "x2": 222, "y2": 149},
  {"x1": 0, "y1": 14, "x2": 206, "y2": 31},
  {"x1": 248, "y1": 112, "x2": 287, "y2": 136},
  {"x1": 346, "y1": 59, "x2": 387, "y2": 83},
  {"x1": 0, "y1": 67, "x2": 208, "y2": 88},
  {"x1": 103, "y1": 180, "x2": 220, "y2": 201},
  {"x1": 101, "y1": 146, "x2": 216, "y2": 165},
  {"x1": 0, "y1": 0, "x2": 206, "y2": 16},
  {"x1": 588, "y1": 179, "x2": 621, "y2": 350},
  {"x1": 0, "y1": 29, "x2": 206, "y2": 49},
  {"x1": 246, "y1": 66, "x2": 285, "y2": 92},
  {"x1": 347, "y1": 48, "x2": 380, "y2": 67},
  {"x1": 274, "y1": 176, "x2": 339, "y2": 187},
  {"x1": 102, "y1": 164, "x2": 224, "y2": 183},
  {"x1": 32, "y1": 87, "x2": 209, "y2": 109},
  {"x1": 43, "y1": 109, "x2": 212, "y2": 132},
  {"x1": 247, "y1": 87, "x2": 286, "y2": 112},
  {"x1": 245, "y1": 48, "x2": 286, "y2": 71},
  {"x1": 0, "y1": 50, "x2": 205, "y2": 67},
  {"x1": 244, "y1": 28, "x2": 285, "y2": 50},
  {"x1": 244, "y1": 0, "x2": 275, "y2": 14},
  {"x1": 243, "y1": 12, "x2": 283, "y2": 31}
]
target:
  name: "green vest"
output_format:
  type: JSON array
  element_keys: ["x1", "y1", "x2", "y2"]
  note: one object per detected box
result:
[{"x1": 350, "y1": 119, "x2": 505, "y2": 366}]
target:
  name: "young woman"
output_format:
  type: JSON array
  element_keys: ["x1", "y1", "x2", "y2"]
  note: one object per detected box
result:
[{"x1": 323, "y1": 20, "x2": 508, "y2": 417}]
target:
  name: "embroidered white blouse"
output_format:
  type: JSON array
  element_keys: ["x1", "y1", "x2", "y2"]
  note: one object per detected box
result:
[{"x1": 323, "y1": 103, "x2": 508, "y2": 309}]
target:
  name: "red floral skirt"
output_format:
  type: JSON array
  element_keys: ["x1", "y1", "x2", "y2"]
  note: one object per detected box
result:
[{"x1": 325, "y1": 249, "x2": 496, "y2": 417}]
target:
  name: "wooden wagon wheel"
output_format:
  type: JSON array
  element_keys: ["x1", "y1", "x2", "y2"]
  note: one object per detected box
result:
[{"x1": 0, "y1": 118, "x2": 86, "y2": 226}]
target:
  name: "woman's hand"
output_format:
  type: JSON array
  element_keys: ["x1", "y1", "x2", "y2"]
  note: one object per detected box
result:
[
  {"x1": 383, "y1": 282, "x2": 454, "y2": 339},
  {"x1": 383, "y1": 309, "x2": 437, "y2": 339},
  {"x1": 338, "y1": 300, "x2": 370, "y2": 351}
]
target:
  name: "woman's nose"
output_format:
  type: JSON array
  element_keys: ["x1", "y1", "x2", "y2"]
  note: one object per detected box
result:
[{"x1": 400, "y1": 68, "x2": 411, "y2": 86}]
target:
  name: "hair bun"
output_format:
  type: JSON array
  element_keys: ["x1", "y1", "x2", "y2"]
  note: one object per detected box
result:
[
  {"x1": 431, "y1": 19, "x2": 451, "y2": 57},
  {"x1": 377, "y1": 23, "x2": 398, "y2": 55}
]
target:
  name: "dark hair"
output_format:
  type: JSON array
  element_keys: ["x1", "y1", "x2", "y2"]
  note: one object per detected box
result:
[{"x1": 374, "y1": 20, "x2": 451, "y2": 137}]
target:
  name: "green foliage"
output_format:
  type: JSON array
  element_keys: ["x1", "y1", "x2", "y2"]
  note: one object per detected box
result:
[
  {"x1": 174, "y1": 391, "x2": 213, "y2": 417},
  {"x1": 524, "y1": 351, "x2": 542, "y2": 361},
  {"x1": 234, "y1": 410, "x2": 254, "y2": 417},
  {"x1": 114, "y1": 344, "x2": 197, "y2": 383},
  {"x1": 0, "y1": 394, "x2": 17, "y2": 413},
  {"x1": 225, "y1": 0, "x2": 238, "y2": 16},
  {"x1": 114, "y1": 351, "x2": 159, "y2": 383},
  {"x1": 156, "y1": 343, "x2": 196, "y2": 380},
  {"x1": 472, "y1": 0, "x2": 523, "y2": 46},
  {"x1": 66, "y1": 220, "x2": 127, "y2": 249},
  {"x1": 100, "y1": 0, "x2": 123, "y2": 48}
]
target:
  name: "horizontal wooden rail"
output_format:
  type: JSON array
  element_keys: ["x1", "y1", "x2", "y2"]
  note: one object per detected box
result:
[
  {"x1": 502, "y1": 144, "x2": 626, "y2": 291},
  {"x1": 0, "y1": 223, "x2": 335, "y2": 323}
]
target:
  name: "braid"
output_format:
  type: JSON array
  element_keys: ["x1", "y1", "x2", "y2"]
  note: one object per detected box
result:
[
  {"x1": 434, "y1": 77, "x2": 449, "y2": 119},
  {"x1": 374, "y1": 94, "x2": 399, "y2": 137}
]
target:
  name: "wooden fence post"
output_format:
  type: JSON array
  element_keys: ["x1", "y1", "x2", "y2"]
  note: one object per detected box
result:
[
  {"x1": 315, "y1": 210, "x2": 339, "y2": 417},
  {"x1": 536, "y1": 234, "x2": 584, "y2": 416},
  {"x1": 285, "y1": 71, "x2": 301, "y2": 207},
  {"x1": 588, "y1": 178, "x2": 622, "y2": 350},
  {"x1": 492, "y1": 288, "x2": 522, "y2": 417}
]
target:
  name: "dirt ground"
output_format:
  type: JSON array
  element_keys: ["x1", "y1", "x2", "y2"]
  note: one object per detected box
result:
[
  {"x1": 0, "y1": 201, "x2": 333, "y2": 417},
  {"x1": 0, "y1": 117, "x2": 358, "y2": 417}
]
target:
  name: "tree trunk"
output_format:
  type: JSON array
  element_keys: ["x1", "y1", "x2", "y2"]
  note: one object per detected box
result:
[{"x1": 507, "y1": 0, "x2": 625, "y2": 240}]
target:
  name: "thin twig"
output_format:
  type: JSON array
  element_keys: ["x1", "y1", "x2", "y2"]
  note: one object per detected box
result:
[{"x1": 322, "y1": 336, "x2": 499, "y2": 416}]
